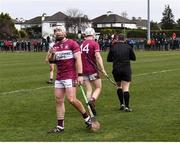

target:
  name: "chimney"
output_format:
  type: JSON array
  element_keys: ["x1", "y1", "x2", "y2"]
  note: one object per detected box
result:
[
  {"x1": 107, "y1": 11, "x2": 113, "y2": 16},
  {"x1": 42, "y1": 13, "x2": 46, "y2": 21}
]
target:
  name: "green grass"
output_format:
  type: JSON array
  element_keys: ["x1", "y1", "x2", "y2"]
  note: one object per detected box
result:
[{"x1": 0, "y1": 51, "x2": 180, "y2": 141}]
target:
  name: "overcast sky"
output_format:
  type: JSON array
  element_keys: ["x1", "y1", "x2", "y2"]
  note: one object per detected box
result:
[{"x1": 0, "y1": 0, "x2": 179, "y2": 22}]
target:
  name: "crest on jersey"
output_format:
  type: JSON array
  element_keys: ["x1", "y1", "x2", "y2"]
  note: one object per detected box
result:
[
  {"x1": 60, "y1": 44, "x2": 63, "y2": 49},
  {"x1": 65, "y1": 45, "x2": 69, "y2": 49}
]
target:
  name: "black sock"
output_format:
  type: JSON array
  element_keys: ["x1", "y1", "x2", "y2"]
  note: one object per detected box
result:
[
  {"x1": 117, "y1": 88, "x2": 124, "y2": 105},
  {"x1": 82, "y1": 112, "x2": 89, "y2": 119},
  {"x1": 124, "y1": 91, "x2": 130, "y2": 108},
  {"x1": 57, "y1": 119, "x2": 64, "y2": 127}
]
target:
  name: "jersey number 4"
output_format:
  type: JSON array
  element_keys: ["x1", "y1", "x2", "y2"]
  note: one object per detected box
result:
[{"x1": 80, "y1": 44, "x2": 89, "y2": 53}]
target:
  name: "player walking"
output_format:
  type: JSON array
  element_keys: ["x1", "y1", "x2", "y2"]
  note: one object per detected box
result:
[
  {"x1": 80, "y1": 27, "x2": 107, "y2": 116},
  {"x1": 107, "y1": 34, "x2": 136, "y2": 112},
  {"x1": 47, "y1": 26, "x2": 92, "y2": 133}
]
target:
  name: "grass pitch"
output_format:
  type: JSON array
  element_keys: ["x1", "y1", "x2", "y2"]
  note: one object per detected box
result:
[{"x1": 0, "y1": 51, "x2": 180, "y2": 141}]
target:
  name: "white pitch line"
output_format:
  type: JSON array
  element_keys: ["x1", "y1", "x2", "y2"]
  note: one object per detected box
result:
[
  {"x1": 133, "y1": 68, "x2": 180, "y2": 77},
  {"x1": 1, "y1": 68, "x2": 180, "y2": 95},
  {"x1": 0, "y1": 85, "x2": 52, "y2": 95},
  {"x1": 101, "y1": 68, "x2": 180, "y2": 81}
]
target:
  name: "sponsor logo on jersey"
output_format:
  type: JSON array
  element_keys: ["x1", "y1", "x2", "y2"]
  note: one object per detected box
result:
[{"x1": 55, "y1": 50, "x2": 73, "y2": 60}]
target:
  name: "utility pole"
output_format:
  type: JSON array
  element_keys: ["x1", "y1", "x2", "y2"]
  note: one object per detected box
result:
[
  {"x1": 41, "y1": 13, "x2": 46, "y2": 38},
  {"x1": 147, "y1": 0, "x2": 151, "y2": 42},
  {"x1": 121, "y1": 11, "x2": 127, "y2": 39},
  {"x1": 79, "y1": 16, "x2": 81, "y2": 33}
]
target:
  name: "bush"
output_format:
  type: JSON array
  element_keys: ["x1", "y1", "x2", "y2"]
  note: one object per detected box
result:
[
  {"x1": 127, "y1": 29, "x2": 146, "y2": 38},
  {"x1": 100, "y1": 29, "x2": 116, "y2": 35},
  {"x1": 19, "y1": 30, "x2": 27, "y2": 39}
]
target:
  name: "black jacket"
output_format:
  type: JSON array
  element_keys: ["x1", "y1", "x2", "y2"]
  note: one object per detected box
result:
[{"x1": 107, "y1": 42, "x2": 136, "y2": 68}]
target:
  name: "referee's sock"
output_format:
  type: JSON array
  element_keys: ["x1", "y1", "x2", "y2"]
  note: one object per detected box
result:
[
  {"x1": 117, "y1": 88, "x2": 124, "y2": 106},
  {"x1": 124, "y1": 91, "x2": 130, "y2": 108}
]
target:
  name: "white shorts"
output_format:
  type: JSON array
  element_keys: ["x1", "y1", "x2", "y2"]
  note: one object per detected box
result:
[
  {"x1": 83, "y1": 73, "x2": 100, "y2": 81},
  {"x1": 55, "y1": 79, "x2": 77, "y2": 88}
]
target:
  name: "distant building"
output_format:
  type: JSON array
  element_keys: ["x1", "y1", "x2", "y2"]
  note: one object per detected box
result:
[
  {"x1": 92, "y1": 13, "x2": 137, "y2": 29},
  {"x1": 42, "y1": 11, "x2": 67, "y2": 38},
  {"x1": 42, "y1": 11, "x2": 91, "y2": 38},
  {"x1": 23, "y1": 16, "x2": 42, "y2": 28},
  {"x1": 13, "y1": 18, "x2": 25, "y2": 31},
  {"x1": 131, "y1": 17, "x2": 147, "y2": 29},
  {"x1": 14, "y1": 11, "x2": 147, "y2": 39}
]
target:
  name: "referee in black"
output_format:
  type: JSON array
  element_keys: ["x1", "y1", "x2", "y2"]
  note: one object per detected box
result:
[{"x1": 107, "y1": 34, "x2": 136, "y2": 112}]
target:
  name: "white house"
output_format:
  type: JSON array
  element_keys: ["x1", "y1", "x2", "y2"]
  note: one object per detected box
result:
[
  {"x1": 13, "y1": 11, "x2": 147, "y2": 39},
  {"x1": 13, "y1": 18, "x2": 26, "y2": 31},
  {"x1": 131, "y1": 18, "x2": 147, "y2": 29},
  {"x1": 92, "y1": 13, "x2": 137, "y2": 29},
  {"x1": 42, "y1": 11, "x2": 67, "y2": 38}
]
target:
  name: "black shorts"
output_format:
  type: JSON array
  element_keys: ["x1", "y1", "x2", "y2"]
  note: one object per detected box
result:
[
  {"x1": 49, "y1": 61, "x2": 55, "y2": 64},
  {"x1": 112, "y1": 66, "x2": 132, "y2": 82}
]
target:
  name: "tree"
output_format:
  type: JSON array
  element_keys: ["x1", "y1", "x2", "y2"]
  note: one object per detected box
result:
[
  {"x1": 175, "y1": 19, "x2": 180, "y2": 29},
  {"x1": 161, "y1": 5, "x2": 175, "y2": 29},
  {"x1": 0, "y1": 12, "x2": 19, "y2": 39},
  {"x1": 150, "y1": 21, "x2": 160, "y2": 30},
  {"x1": 19, "y1": 30, "x2": 27, "y2": 39},
  {"x1": 66, "y1": 8, "x2": 83, "y2": 18},
  {"x1": 65, "y1": 8, "x2": 90, "y2": 33},
  {"x1": 132, "y1": 17, "x2": 136, "y2": 21}
]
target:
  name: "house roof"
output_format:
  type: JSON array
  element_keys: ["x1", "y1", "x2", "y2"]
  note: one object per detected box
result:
[
  {"x1": 132, "y1": 19, "x2": 147, "y2": 28},
  {"x1": 44, "y1": 11, "x2": 67, "y2": 22},
  {"x1": 23, "y1": 11, "x2": 66, "y2": 24},
  {"x1": 92, "y1": 14, "x2": 134, "y2": 24},
  {"x1": 24, "y1": 16, "x2": 42, "y2": 24},
  {"x1": 12, "y1": 19, "x2": 20, "y2": 24},
  {"x1": 13, "y1": 18, "x2": 26, "y2": 24}
]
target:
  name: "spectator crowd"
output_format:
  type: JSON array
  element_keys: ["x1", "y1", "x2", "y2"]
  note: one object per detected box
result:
[
  {"x1": 0, "y1": 32, "x2": 180, "y2": 52},
  {"x1": 0, "y1": 39, "x2": 49, "y2": 52}
]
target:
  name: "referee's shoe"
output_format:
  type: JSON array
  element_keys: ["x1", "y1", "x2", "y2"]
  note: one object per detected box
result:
[{"x1": 124, "y1": 107, "x2": 132, "y2": 112}]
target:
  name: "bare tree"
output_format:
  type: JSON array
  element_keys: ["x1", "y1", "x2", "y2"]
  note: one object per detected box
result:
[
  {"x1": 65, "y1": 8, "x2": 90, "y2": 33},
  {"x1": 121, "y1": 11, "x2": 128, "y2": 19},
  {"x1": 66, "y1": 8, "x2": 83, "y2": 18}
]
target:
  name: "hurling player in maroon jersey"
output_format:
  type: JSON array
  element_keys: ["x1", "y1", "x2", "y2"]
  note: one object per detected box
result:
[
  {"x1": 47, "y1": 25, "x2": 92, "y2": 133},
  {"x1": 80, "y1": 27, "x2": 107, "y2": 116}
]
